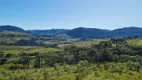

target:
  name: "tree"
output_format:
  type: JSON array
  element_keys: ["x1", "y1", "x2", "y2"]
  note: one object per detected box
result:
[
  {"x1": 87, "y1": 49, "x2": 98, "y2": 63},
  {"x1": 34, "y1": 52, "x2": 42, "y2": 68},
  {"x1": 96, "y1": 48, "x2": 116, "y2": 62},
  {"x1": 19, "y1": 53, "x2": 31, "y2": 69}
]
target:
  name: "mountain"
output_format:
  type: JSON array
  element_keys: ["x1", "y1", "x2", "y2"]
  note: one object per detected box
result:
[
  {"x1": 1, "y1": 25, "x2": 142, "y2": 39},
  {"x1": 0, "y1": 25, "x2": 25, "y2": 32},
  {"x1": 27, "y1": 29, "x2": 69, "y2": 35},
  {"x1": 65, "y1": 27, "x2": 142, "y2": 38},
  {"x1": 109, "y1": 27, "x2": 142, "y2": 37},
  {"x1": 66, "y1": 27, "x2": 110, "y2": 39}
]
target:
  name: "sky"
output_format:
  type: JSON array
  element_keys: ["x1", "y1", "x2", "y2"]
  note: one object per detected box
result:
[{"x1": 0, "y1": 0, "x2": 142, "y2": 30}]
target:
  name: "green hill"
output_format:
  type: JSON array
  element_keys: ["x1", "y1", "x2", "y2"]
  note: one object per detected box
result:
[{"x1": 0, "y1": 25, "x2": 25, "y2": 32}]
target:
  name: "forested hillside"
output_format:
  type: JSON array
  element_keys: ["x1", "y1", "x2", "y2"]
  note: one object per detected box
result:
[{"x1": 0, "y1": 31, "x2": 78, "y2": 46}]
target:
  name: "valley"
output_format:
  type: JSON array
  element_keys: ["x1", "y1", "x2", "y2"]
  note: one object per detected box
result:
[{"x1": 0, "y1": 25, "x2": 142, "y2": 80}]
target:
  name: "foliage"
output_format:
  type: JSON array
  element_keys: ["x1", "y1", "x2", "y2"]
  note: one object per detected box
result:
[{"x1": 0, "y1": 38, "x2": 142, "y2": 80}]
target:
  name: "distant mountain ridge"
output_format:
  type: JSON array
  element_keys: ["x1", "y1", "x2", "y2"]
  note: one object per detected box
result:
[
  {"x1": 66, "y1": 27, "x2": 142, "y2": 38},
  {"x1": 1, "y1": 25, "x2": 142, "y2": 38},
  {"x1": 27, "y1": 29, "x2": 69, "y2": 35},
  {"x1": 108, "y1": 27, "x2": 142, "y2": 37},
  {"x1": 0, "y1": 25, "x2": 25, "y2": 32},
  {"x1": 65, "y1": 27, "x2": 109, "y2": 38}
]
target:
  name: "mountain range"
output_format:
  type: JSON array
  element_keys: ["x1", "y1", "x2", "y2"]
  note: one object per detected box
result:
[{"x1": 0, "y1": 25, "x2": 142, "y2": 38}]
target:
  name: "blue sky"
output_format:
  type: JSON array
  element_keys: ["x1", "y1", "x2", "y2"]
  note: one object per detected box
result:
[{"x1": 0, "y1": 0, "x2": 142, "y2": 30}]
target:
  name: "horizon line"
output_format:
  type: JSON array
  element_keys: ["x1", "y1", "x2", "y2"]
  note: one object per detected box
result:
[{"x1": 0, "y1": 25, "x2": 142, "y2": 31}]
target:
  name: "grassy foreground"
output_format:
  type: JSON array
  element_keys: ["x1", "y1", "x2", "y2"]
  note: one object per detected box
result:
[{"x1": 0, "y1": 62, "x2": 142, "y2": 80}]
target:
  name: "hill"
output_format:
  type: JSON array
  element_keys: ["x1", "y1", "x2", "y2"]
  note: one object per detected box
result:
[
  {"x1": 0, "y1": 25, "x2": 25, "y2": 32},
  {"x1": 108, "y1": 27, "x2": 142, "y2": 37},
  {"x1": 66, "y1": 27, "x2": 110, "y2": 39},
  {"x1": 66, "y1": 27, "x2": 142, "y2": 38},
  {"x1": 0, "y1": 31, "x2": 35, "y2": 45},
  {"x1": 0, "y1": 31, "x2": 78, "y2": 46},
  {"x1": 27, "y1": 29, "x2": 69, "y2": 35},
  {"x1": 1, "y1": 25, "x2": 142, "y2": 39}
]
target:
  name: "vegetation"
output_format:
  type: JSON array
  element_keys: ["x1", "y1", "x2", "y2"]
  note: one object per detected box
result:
[
  {"x1": 0, "y1": 37, "x2": 142, "y2": 80},
  {"x1": 0, "y1": 31, "x2": 79, "y2": 46},
  {"x1": 1, "y1": 26, "x2": 142, "y2": 80},
  {"x1": 128, "y1": 39, "x2": 142, "y2": 46},
  {"x1": 0, "y1": 62, "x2": 142, "y2": 80}
]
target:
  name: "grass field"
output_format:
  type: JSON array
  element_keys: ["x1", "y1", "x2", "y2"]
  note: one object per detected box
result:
[
  {"x1": 0, "y1": 45, "x2": 61, "y2": 55},
  {"x1": 73, "y1": 39, "x2": 107, "y2": 48},
  {"x1": 127, "y1": 39, "x2": 142, "y2": 46}
]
